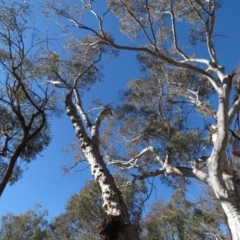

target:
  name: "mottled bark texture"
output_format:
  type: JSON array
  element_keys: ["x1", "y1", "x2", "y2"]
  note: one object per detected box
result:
[{"x1": 65, "y1": 90, "x2": 139, "y2": 240}]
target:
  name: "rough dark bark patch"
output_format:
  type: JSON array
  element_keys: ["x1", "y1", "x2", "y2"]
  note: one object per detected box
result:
[{"x1": 98, "y1": 215, "x2": 122, "y2": 240}]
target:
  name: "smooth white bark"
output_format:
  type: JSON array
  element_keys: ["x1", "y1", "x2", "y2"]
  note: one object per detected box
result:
[
  {"x1": 208, "y1": 76, "x2": 240, "y2": 240},
  {"x1": 221, "y1": 201, "x2": 240, "y2": 240}
]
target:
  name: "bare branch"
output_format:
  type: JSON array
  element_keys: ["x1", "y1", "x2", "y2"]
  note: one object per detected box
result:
[
  {"x1": 169, "y1": 0, "x2": 189, "y2": 60},
  {"x1": 108, "y1": 145, "x2": 211, "y2": 185},
  {"x1": 229, "y1": 129, "x2": 240, "y2": 141},
  {"x1": 228, "y1": 99, "x2": 240, "y2": 126},
  {"x1": 51, "y1": 71, "x2": 72, "y2": 89},
  {"x1": 73, "y1": 89, "x2": 92, "y2": 131},
  {"x1": 0, "y1": 115, "x2": 46, "y2": 197},
  {"x1": 119, "y1": 0, "x2": 155, "y2": 46},
  {"x1": 205, "y1": 2, "x2": 218, "y2": 64},
  {"x1": 73, "y1": 52, "x2": 101, "y2": 87},
  {"x1": 188, "y1": 0, "x2": 206, "y2": 24},
  {"x1": 0, "y1": 134, "x2": 12, "y2": 157},
  {"x1": 82, "y1": 0, "x2": 108, "y2": 39},
  {"x1": 107, "y1": 41, "x2": 221, "y2": 93},
  {"x1": 51, "y1": 6, "x2": 102, "y2": 38},
  {"x1": 137, "y1": 163, "x2": 211, "y2": 186},
  {"x1": 65, "y1": 90, "x2": 91, "y2": 146},
  {"x1": 144, "y1": 0, "x2": 157, "y2": 45},
  {"x1": 122, "y1": 134, "x2": 144, "y2": 143},
  {"x1": 91, "y1": 107, "x2": 112, "y2": 139},
  {"x1": 108, "y1": 146, "x2": 164, "y2": 168}
]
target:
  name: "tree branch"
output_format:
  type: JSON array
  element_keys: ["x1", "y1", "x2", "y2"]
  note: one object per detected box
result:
[
  {"x1": 73, "y1": 89, "x2": 92, "y2": 131},
  {"x1": 0, "y1": 116, "x2": 46, "y2": 197},
  {"x1": 137, "y1": 164, "x2": 211, "y2": 186},
  {"x1": 119, "y1": 0, "x2": 155, "y2": 46},
  {"x1": 108, "y1": 146, "x2": 211, "y2": 185},
  {"x1": 169, "y1": 0, "x2": 189, "y2": 60},
  {"x1": 144, "y1": 0, "x2": 158, "y2": 47},
  {"x1": 228, "y1": 99, "x2": 240, "y2": 126},
  {"x1": 101, "y1": 41, "x2": 220, "y2": 93},
  {"x1": 107, "y1": 146, "x2": 164, "y2": 168},
  {"x1": 91, "y1": 107, "x2": 112, "y2": 140},
  {"x1": 205, "y1": 2, "x2": 218, "y2": 65},
  {"x1": 50, "y1": 3, "x2": 221, "y2": 93},
  {"x1": 65, "y1": 90, "x2": 91, "y2": 146}
]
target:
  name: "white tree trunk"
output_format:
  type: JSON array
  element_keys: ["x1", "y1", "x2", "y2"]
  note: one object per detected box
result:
[
  {"x1": 221, "y1": 200, "x2": 240, "y2": 240},
  {"x1": 207, "y1": 155, "x2": 240, "y2": 240},
  {"x1": 65, "y1": 90, "x2": 139, "y2": 240},
  {"x1": 209, "y1": 77, "x2": 240, "y2": 240},
  {"x1": 84, "y1": 145, "x2": 139, "y2": 240}
]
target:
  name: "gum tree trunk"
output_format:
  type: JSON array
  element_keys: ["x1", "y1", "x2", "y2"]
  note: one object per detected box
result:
[
  {"x1": 209, "y1": 76, "x2": 240, "y2": 240},
  {"x1": 221, "y1": 200, "x2": 240, "y2": 240},
  {"x1": 209, "y1": 158, "x2": 240, "y2": 240},
  {"x1": 65, "y1": 90, "x2": 139, "y2": 240},
  {"x1": 83, "y1": 145, "x2": 139, "y2": 240}
]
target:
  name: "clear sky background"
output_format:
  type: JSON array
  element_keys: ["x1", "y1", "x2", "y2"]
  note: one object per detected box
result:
[{"x1": 0, "y1": 1, "x2": 240, "y2": 221}]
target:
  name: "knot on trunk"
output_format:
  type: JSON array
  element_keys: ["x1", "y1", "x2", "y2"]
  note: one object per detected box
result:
[{"x1": 98, "y1": 215, "x2": 122, "y2": 240}]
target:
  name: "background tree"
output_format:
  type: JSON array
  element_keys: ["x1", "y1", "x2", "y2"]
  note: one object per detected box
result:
[
  {"x1": 0, "y1": 205, "x2": 49, "y2": 240},
  {"x1": 0, "y1": 185, "x2": 227, "y2": 240},
  {"x1": 0, "y1": 1, "x2": 55, "y2": 196},
  {"x1": 43, "y1": 1, "x2": 240, "y2": 239},
  {"x1": 141, "y1": 189, "x2": 227, "y2": 240}
]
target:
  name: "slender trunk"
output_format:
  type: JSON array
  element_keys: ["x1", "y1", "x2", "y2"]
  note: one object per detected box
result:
[
  {"x1": 65, "y1": 91, "x2": 139, "y2": 240},
  {"x1": 0, "y1": 155, "x2": 18, "y2": 197},
  {"x1": 209, "y1": 154, "x2": 240, "y2": 240},
  {"x1": 209, "y1": 76, "x2": 240, "y2": 240},
  {"x1": 0, "y1": 117, "x2": 46, "y2": 197}
]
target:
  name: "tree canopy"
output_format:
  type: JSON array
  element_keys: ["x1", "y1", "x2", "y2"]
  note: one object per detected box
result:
[
  {"x1": 0, "y1": 180, "x2": 228, "y2": 240},
  {"x1": 0, "y1": 205, "x2": 49, "y2": 240},
  {"x1": 0, "y1": 1, "x2": 57, "y2": 196}
]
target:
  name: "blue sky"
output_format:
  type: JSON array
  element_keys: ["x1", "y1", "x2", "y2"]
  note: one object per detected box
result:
[{"x1": 0, "y1": 1, "x2": 240, "y2": 221}]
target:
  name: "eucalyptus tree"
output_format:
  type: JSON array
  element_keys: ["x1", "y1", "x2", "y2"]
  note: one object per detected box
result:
[
  {"x1": 45, "y1": 0, "x2": 240, "y2": 239},
  {"x1": 142, "y1": 189, "x2": 227, "y2": 240},
  {"x1": 43, "y1": 39, "x2": 139, "y2": 239},
  {"x1": 0, "y1": 205, "x2": 49, "y2": 240},
  {"x1": 0, "y1": 1, "x2": 55, "y2": 196}
]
